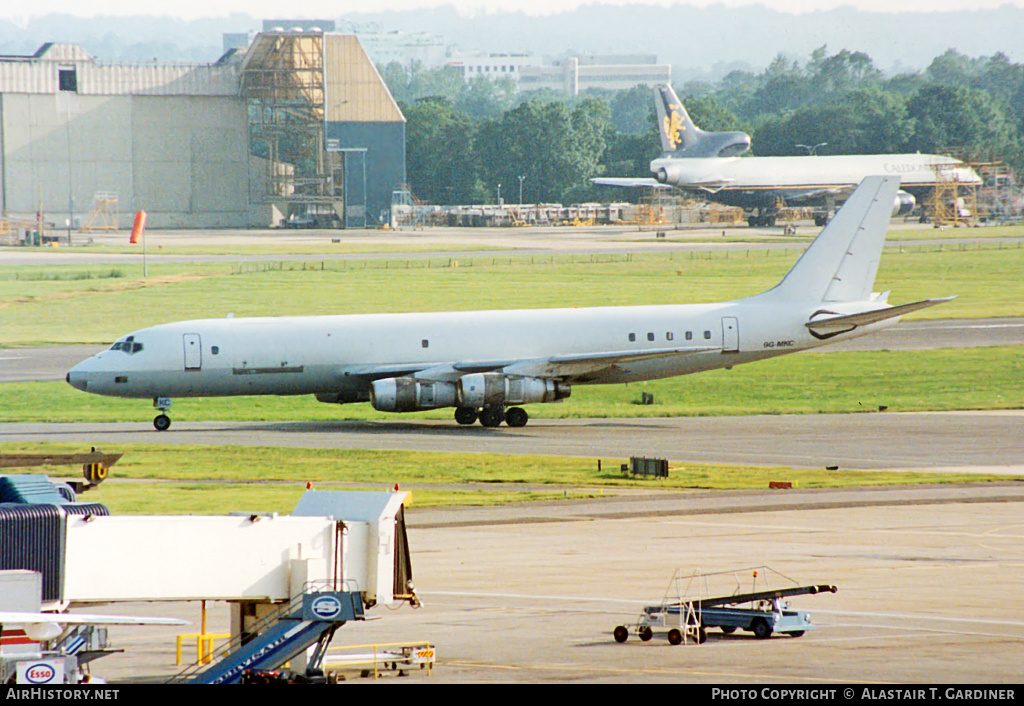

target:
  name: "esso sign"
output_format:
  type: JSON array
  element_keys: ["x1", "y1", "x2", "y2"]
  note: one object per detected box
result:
[{"x1": 18, "y1": 659, "x2": 64, "y2": 684}]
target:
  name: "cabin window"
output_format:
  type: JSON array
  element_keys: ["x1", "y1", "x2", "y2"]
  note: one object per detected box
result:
[
  {"x1": 422, "y1": 339, "x2": 429, "y2": 348},
  {"x1": 211, "y1": 346, "x2": 219, "y2": 355},
  {"x1": 628, "y1": 333, "x2": 636, "y2": 342},
  {"x1": 685, "y1": 331, "x2": 693, "y2": 341},
  {"x1": 666, "y1": 332, "x2": 674, "y2": 341},
  {"x1": 647, "y1": 332, "x2": 655, "y2": 341},
  {"x1": 704, "y1": 330, "x2": 712, "y2": 340}
]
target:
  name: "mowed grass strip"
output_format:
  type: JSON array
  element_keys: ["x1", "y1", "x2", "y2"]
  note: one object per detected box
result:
[
  {"x1": 2, "y1": 243, "x2": 1023, "y2": 346},
  {"x1": 0, "y1": 442, "x2": 1011, "y2": 515},
  {"x1": 3, "y1": 347, "x2": 1020, "y2": 423}
]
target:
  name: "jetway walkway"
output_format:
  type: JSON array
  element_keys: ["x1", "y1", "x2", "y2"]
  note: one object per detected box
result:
[{"x1": 170, "y1": 587, "x2": 364, "y2": 684}]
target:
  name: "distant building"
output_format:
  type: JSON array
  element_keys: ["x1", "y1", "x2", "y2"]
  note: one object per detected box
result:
[
  {"x1": 445, "y1": 51, "x2": 671, "y2": 95},
  {"x1": 261, "y1": 19, "x2": 337, "y2": 33},
  {"x1": 0, "y1": 33, "x2": 405, "y2": 229},
  {"x1": 246, "y1": 19, "x2": 448, "y2": 71},
  {"x1": 354, "y1": 29, "x2": 448, "y2": 71},
  {"x1": 446, "y1": 52, "x2": 541, "y2": 86},
  {"x1": 520, "y1": 53, "x2": 671, "y2": 95}
]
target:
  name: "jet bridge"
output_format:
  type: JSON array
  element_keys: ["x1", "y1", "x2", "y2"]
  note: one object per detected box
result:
[{"x1": 0, "y1": 475, "x2": 417, "y2": 681}]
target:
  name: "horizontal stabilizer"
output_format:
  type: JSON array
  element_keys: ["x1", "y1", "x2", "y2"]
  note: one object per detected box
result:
[
  {"x1": 591, "y1": 177, "x2": 670, "y2": 189},
  {"x1": 806, "y1": 297, "x2": 956, "y2": 337}
]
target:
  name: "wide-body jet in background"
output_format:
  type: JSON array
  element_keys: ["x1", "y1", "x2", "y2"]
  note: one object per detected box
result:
[
  {"x1": 67, "y1": 177, "x2": 952, "y2": 430},
  {"x1": 593, "y1": 84, "x2": 981, "y2": 226}
]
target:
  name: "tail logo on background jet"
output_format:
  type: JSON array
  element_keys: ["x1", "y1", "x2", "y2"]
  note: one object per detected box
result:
[{"x1": 663, "y1": 108, "x2": 685, "y2": 150}]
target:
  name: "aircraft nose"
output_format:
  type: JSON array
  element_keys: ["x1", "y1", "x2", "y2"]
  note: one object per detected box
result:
[{"x1": 66, "y1": 366, "x2": 89, "y2": 391}]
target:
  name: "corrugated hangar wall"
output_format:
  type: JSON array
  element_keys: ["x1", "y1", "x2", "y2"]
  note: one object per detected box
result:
[
  {"x1": 1, "y1": 38, "x2": 406, "y2": 229},
  {"x1": 323, "y1": 34, "x2": 406, "y2": 227},
  {"x1": 0, "y1": 92, "x2": 259, "y2": 228}
]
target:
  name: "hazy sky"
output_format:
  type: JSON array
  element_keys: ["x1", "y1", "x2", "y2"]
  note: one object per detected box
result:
[{"x1": 5, "y1": 0, "x2": 1024, "y2": 20}]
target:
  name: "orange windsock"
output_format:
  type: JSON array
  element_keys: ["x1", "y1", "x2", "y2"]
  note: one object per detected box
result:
[{"x1": 129, "y1": 211, "x2": 147, "y2": 244}]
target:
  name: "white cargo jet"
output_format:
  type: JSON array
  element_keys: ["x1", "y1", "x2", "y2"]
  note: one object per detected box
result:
[
  {"x1": 594, "y1": 84, "x2": 981, "y2": 227},
  {"x1": 67, "y1": 177, "x2": 952, "y2": 430}
]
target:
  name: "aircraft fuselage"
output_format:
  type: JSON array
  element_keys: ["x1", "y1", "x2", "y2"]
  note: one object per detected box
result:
[
  {"x1": 66, "y1": 299, "x2": 889, "y2": 402},
  {"x1": 650, "y1": 153, "x2": 980, "y2": 198}
]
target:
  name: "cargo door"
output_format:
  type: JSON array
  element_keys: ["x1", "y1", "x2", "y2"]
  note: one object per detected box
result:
[
  {"x1": 183, "y1": 333, "x2": 202, "y2": 371},
  {"x1": 722, "y1": 317, "x2": 739, "y2": 353}
]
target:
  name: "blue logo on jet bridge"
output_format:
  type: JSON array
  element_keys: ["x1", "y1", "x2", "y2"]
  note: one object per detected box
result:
[{"x1": 309, "y1": 594, "x2": 344, "y2": 620}]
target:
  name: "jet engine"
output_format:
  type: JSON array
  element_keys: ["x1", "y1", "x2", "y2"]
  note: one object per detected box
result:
[
  {"x1": 893, "y1": 190, "x2": 916, "y2": 217},
  {"x1": 653, "y1": 163, "x2": 684, "y2": 185},
  {"x1": 458, "y1": 373, "x2": 570, "y2": 409},
  {"x1": 370, "y1": 377, "x2": 458, "y2": 413}
]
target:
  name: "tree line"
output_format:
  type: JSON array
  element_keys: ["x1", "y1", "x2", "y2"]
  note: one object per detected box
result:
[{"x1": 385, "y1": 47, "x2": 1024, "y2": 206}]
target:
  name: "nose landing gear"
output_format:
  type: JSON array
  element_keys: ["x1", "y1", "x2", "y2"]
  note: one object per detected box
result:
[{"x1": 153, "y1": 397, "x2": 172, "y2": 431}]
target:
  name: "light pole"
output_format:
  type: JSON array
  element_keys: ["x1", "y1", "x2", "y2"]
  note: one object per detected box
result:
[
  {"x1": 497, "y1": 183, "x2": 502, "y2": 205},
  {"x1": 518, "y1": 175, "x2": 525, "y2": 205},
  {"x1": 796, "y1": 142, "x2": 827, "y2": 155}
]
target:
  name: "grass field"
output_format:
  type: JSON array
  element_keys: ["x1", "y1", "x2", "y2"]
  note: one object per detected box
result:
[
  {"x1": 24, "y1": 222, "x2": 1024, "y2": 255},
  {"x1": 0, "y1": 442, "x2": 1011, "y2": 515},
  {"x1": 2, "y1": 240, "x2": 1023, "y2": 347}
]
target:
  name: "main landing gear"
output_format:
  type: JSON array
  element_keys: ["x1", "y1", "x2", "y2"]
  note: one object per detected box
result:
[
  {"x1": 153, "y1": 397, "x2": 172, "y2": 431},
  {"x1": 453, "y1": 405, "x2": 530, "y2": 428}
]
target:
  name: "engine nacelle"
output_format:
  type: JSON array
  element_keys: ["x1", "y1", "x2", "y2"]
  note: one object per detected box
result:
[
  {"x1": 893, "y1": 190, "x2": 916, "y2": 216},
  {"x1": 458, "y1": 373, "x2": 570, "y2": 409},
  {"x1": 653, "y1": 163, "x2": 684, "y2": 185},
  {"x1": 370, "y1": 377, "x2": 458, "y2": 413}
]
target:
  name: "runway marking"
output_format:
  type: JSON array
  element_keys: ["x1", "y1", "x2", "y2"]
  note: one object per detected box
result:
[
  {"x1": 813, "y1": 610, "x2": 1024, "y2": 629},
  {"x1": 422, "y1": 591, "x2": 1024, "y2": 629},
  {"x1": 660, "y1": 518, "x2": 1024, "y2": 540},
  {"x1": 421, "y1": 590, "x2": 654, "y2": 608},
  {"x1": 899, "y1": 323, "x2": 1024, "y2": 330},
  {"x1": 443, "y1": 660, "x2": 872, "y2": 684}
]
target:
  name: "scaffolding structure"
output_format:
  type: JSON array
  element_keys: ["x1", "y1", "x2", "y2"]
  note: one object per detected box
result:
[
  {"x1": 79, "y1": 192, "x2": 119, "y2": 232},
  {"x1": 976, "y1": 162, "x2": 1023, "y2": 224},
  {"x1": 928, "y1": 160, "x2": 978, "y2": 227},
  {"x1": 628, "y1": 188, "x2": 670, "y2": 226},
  {"x1": 241, "y1": 33, "x2": 339, "y2": 220}
]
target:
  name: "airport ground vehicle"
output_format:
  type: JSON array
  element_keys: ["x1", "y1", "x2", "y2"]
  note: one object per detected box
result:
[{"x1": 613, "y1": 567, "x2": 837, "y2": 645}]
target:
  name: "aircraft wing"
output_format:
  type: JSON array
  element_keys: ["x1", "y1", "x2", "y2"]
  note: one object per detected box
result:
[
  {"x1": 806, "y1": 298, "x2": 956, "y2": 337},
  {"x1": 590, "y1": 177, "x2": 671, "y2": 189},
  {"x1": 374, "y1": 347, "x2": 720, "y2": 385},
  {"x1": 780, "y1": 186, "x2": 855, "y2": 204},
  {"x1": 0, "y1": 611, "x2": 187, "y2": 626},
  {"x1": 499, "y1": 346, "x2": 720, "y2": 380}
]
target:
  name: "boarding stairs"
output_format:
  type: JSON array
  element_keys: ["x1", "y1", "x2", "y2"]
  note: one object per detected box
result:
[{"x1": 168, "y1": 586, "x2": 364, "y2": 684}]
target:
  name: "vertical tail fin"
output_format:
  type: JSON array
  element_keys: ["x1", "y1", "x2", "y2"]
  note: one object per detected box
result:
[
  {"x1": 758, "y1": 176, "x2": 901, "y2": 303},
  {"x1": 654, "y1": 84, "x2": 751, "y2": 158},
  {"x1": 655, "y1": 83, "x2": 702, "y2": 155}
]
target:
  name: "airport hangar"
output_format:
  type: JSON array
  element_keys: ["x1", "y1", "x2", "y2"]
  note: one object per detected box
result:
[{"x1": 0, "y1": 31, "x2": 406, "y2": 230}]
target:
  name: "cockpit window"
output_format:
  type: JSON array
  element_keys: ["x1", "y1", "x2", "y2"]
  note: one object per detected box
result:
[{"x1": 110, "y1": 335, "x2": 143, "y2": 355}]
